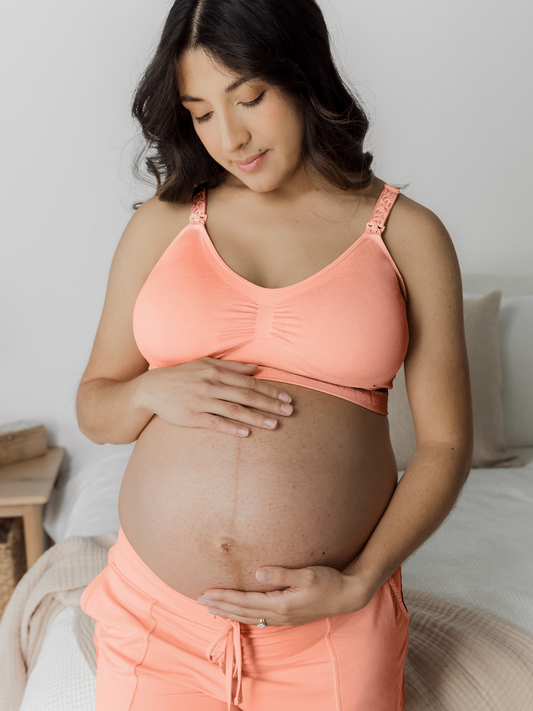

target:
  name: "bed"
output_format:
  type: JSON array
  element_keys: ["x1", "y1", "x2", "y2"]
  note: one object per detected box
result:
[{"x1": 1, "y1": 273, "x2": 532, "y2": 710}]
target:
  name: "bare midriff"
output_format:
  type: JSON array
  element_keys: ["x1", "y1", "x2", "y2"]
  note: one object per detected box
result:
[{"x1": 118, "y1": 380, "x2": 398, "y2": 601}]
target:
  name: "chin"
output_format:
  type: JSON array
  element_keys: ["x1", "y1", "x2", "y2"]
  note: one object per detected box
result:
[{"x1": 227, "y1": 172, "x2": 274, "y2": 193}]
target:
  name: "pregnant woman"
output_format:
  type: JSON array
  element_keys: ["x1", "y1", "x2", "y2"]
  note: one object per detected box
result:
[{"x1": 78, "y1": 1, "x2": 473, "y2": 709}]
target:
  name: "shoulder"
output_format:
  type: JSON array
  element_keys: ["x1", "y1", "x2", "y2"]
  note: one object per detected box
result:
[
  {"x1": 382, "y1": 188, "x2": 463, "y2": 302},
  {"x1": 112, "y1": 195, "x2": 192, "y2": 278},
  {"x1": 122, "y1": 195, "x2": 191, "y2": 251}
]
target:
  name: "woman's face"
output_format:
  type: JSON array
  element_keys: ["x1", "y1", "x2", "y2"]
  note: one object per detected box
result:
[{"x1": 176, "y1": 47, "x2": 306, "y2": 193}]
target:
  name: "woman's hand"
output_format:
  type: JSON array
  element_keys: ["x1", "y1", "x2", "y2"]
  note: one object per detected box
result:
[
  {"x1": 196, "y1": 565, "x2": 376, "y2": 626},
  {"x1": 136, "y1": 357, "x2": 294, "y2": 437}
]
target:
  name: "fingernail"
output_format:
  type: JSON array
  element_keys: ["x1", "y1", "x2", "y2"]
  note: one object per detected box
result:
[
  {"x1": 197, "y1": 598, "x2": 208, "y2": 605},
  {"x1": 278, "y1": 393, "x2": 292, "y2": 403},
  {"x1": 281, "y1": 403, "x2": 293, "y2": 414},
  {"x1": 256, "y1": 569, "x2": 271, "y2": 583}
]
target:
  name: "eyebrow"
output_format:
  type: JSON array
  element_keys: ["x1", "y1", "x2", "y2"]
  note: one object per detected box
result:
[{"x1": 179, "y1": 76, "x2": 252, "y2": 103}]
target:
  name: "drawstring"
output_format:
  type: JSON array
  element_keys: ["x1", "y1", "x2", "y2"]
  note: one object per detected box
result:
[{"x1": 206, "y1": 619, "x2": 243, "y2": 710}]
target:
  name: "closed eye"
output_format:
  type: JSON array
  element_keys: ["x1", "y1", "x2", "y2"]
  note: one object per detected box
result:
[{"x1": 195, "y1": 91, "x2": 266, "y2": 124}]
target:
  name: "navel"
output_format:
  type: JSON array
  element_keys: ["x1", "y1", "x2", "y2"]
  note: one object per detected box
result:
[{"x1": 216, "y1": 537, "x2": 235, "y2": 554}]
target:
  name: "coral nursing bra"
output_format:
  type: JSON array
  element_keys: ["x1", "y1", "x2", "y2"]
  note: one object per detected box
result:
[{"x1": 133, "y1": 182, "x2": 409, "y2": 415}]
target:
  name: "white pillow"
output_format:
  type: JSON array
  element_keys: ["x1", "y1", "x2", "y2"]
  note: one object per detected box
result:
[{"x1": 497, "y1": 295, "x2": 533, "y2": 447}]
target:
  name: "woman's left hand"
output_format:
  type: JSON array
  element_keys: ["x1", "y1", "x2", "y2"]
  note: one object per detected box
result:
[{"x1": 197, "y1": 565, "x2": 375, "y2": 626}]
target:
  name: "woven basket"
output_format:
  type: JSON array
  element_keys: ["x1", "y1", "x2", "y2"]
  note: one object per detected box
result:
[{"x1": 0, "y1": 517, "x2": 27, "y2": 620}]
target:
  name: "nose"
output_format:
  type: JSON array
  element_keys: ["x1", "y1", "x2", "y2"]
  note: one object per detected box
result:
[{"x1": 218, "y1": 111, "x2": 249, "y2": 154}]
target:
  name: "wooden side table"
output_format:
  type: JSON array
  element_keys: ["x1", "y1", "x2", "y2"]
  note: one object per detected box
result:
[{"x1": 0, "y1": 447, "x2": 65, "y2": 569}]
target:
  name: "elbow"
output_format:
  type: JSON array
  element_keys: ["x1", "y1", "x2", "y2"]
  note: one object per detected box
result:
[
  {"x1": 76, "y1": 416, "x2": 108, "y2": 446},
  {"x1": 415, "y1": 437, "x2": 473, "y2": 484},
  {"x1": 75, "y1": 398, "x2": 110, "y2": 445},
  {"x1": 76, "y1": 417, "x2": 138, "y2": 446},
  {"x1": 453, "y1": 420, "x2": 475, "y2": 484},
  {"x1": 75, "y1": 378, "x2": 147, "y2": 446}
]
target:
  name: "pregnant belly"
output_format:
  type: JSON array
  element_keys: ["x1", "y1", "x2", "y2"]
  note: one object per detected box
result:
[{"x1": 118, "y1": 381, "x2": 398, "y2": 601}]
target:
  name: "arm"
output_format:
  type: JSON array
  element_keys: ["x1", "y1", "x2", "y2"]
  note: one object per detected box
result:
[
  {"x1": 344, "y1": 200, "x2": 474, "y2": 597},
  {"x1": 76, "y1": 196, "x2": 188, "y2": 445}
]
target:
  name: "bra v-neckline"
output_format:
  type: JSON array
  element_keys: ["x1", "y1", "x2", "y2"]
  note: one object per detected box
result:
[
  {"x1": 197, "y1": 183, "x2": 390, "y2": 292},
  {"x1": 199, "y1": 221, "x2": 373, "y2": 293}
]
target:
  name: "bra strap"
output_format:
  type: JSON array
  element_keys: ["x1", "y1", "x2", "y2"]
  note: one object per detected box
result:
[
  {"x1": 366, "y1": 184, "x2": 400, "y2": 235},
  {"x1": 190, "y1": 184, "x2": 207, "y2": 225}
]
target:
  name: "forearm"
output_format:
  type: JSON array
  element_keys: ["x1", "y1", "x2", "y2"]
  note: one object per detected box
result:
[
  {"x1": 346, "y1": 441, "x2": 473, "y2": 597},
  {"x1": 76, "y1": 374, "x2": 154, "y2": 445}
]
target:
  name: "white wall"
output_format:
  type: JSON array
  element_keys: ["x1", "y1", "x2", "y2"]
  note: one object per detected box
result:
[{"x1": 1, "y1": 0, "x2": 532, "y2": 463}]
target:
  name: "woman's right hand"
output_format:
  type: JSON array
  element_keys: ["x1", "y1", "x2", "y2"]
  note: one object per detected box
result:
[{"x1": 137, "y1": 357, "x2": 294, "y2": 437}]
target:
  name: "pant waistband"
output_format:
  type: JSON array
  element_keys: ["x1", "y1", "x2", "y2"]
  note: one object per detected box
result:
[{"x1": 111, "y1": 527, "x2": 357, "y2": 633}]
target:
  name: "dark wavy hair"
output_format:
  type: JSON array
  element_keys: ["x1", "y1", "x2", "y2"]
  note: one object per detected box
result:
[{"x1": 131, "y1": 0, "x2": 376, "y2": 209}]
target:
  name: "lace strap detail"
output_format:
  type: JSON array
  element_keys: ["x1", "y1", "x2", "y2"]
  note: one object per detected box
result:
[
  {"x1": 190, "y1": 185, "x2": 207, "y2": 225},
  {"x1": 366, "y1": 184, "x2": 400, "y2": 235}
]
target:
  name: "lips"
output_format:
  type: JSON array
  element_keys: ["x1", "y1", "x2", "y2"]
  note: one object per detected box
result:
[{"x1": 234, "y1": 151, "x2": 266, "y2": 166}]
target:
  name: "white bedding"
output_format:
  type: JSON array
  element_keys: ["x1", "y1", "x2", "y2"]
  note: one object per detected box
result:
[{"x1": 26, "y1": 443, "x2": 533, "y2": 711}]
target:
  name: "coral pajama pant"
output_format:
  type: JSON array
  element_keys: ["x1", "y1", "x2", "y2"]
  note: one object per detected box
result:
[{"x1": 80, "y1": 527, "x2": 408, "y2": 710}]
